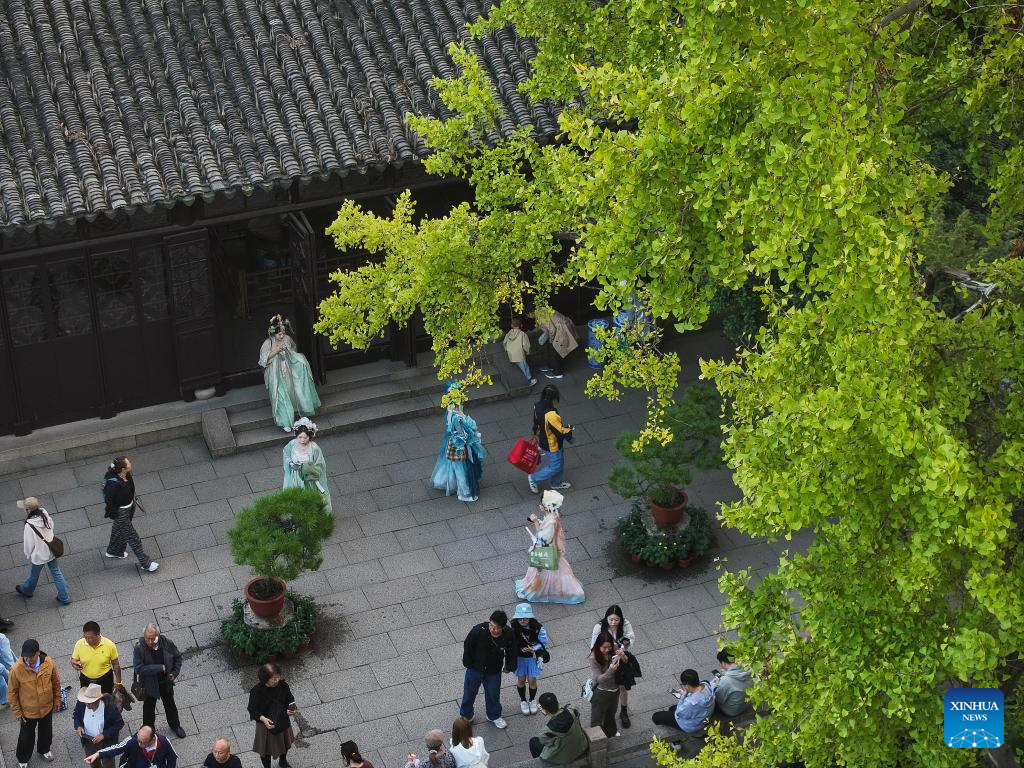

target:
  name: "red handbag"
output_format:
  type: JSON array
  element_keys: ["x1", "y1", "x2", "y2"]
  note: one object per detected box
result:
[{"x1": 507, "y1": 437, "x2": 541, "y2": 473}]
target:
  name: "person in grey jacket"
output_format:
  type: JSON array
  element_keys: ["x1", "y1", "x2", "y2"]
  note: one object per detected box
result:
[
  {"x1": 712, "y1": 649, "x2": 753, "y2": 716},
  {"x1": 132, "y1": 625, "x2": 185, "y2": 738}
]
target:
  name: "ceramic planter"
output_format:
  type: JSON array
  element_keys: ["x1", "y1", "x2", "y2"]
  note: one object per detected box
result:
[
  {"x1": 649, "y1": 491, "x2": 688, "y2": 527},
  {"x1": 245, "y1": 577, "x2": 288, "y2": 619}
]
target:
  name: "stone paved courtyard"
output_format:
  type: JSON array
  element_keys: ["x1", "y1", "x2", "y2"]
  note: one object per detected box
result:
[{"x1": 0, "y1": 329, "x2": 797, "y2": 768}]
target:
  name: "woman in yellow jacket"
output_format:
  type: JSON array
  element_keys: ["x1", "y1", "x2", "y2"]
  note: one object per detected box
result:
[{"x1": 528, "y1": 385, "x2": 573, "y2": 494}]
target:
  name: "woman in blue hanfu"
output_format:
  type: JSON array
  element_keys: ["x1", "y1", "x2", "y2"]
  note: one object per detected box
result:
[
  {"x1": 282, "y1": 417, "x2": 332, "y2": 513},
  {"x1": 260, "y1": 314, "x2": 321, "y2": 432},
  {"x1": 430, "y1": 382, "x2": 487, "y2": 502}
]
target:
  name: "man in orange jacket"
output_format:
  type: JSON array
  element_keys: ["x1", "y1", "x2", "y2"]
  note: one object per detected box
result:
[{"x1": 9, "y1": 638, "x2": 62, "y2": 768}]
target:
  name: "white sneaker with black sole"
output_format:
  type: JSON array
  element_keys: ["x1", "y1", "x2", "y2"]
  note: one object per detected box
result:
[
  {"x1": 103, "y1": 550, "x2": 128, "y2": 559},
  {"x1": 141, "y1": 561, "x2": 160, "y2": 572},
  {"x1": 551, "y1": 482, "x2": 572, "y2": 490},
  {"x1": 487, "y1": 716, "x2": 508, "y2": 729}
]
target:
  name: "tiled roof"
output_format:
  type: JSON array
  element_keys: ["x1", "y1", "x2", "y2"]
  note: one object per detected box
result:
[{"x1": 0, "y1": 0, "x2": 557, "y2": 231}]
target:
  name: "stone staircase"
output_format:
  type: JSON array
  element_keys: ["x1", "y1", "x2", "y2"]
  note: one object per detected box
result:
[{"x1": 203, "y1": 348, "x2": 529, "y2": 456}]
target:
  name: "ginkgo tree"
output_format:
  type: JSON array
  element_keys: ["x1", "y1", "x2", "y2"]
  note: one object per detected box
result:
[{"x1": 316, "y1": 0, "x2": 1024, "y2": 765}]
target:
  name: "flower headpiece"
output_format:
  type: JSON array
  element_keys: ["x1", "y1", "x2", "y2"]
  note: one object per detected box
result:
[
  {"x1": 269, "y1": 314, "x2": 292, "y2": 335},
  {"x1": 292, "y1": 416, "x2": 318, "y2": 436}
]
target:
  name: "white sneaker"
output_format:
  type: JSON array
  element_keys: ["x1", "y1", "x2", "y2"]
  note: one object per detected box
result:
[
  {"x1": 104, "y1": 550, "x2": 128, "y2": 559},
  {"x1": 529, "y1": 700, "x2": 539, "y2": 714},
  {"x1": 18, "y1": 762, "x2": 27, "y2": 768},
  {"x1": 520, "y1": 700, "x2": 530, "y2": 715},
  {"x1": 43, "y1": 752, "x2": 55, "y2": 761},
  {"x1": 141, "y1": 561, "x2": 160, "y2": 572},
  {"x1": 284, "y1": 427, "x2": 292, "y2": 433},
  {"x1": 527, "y1": 477, "x2": 538, "y2": 494},
  {"x1": 488, "y1": 716, "x2": 508, "y2": 729},
  {"x1": 528, "y1": 378, "x2": 537, "y2": 386},
  {"x1": 551, "y1": 482, "x2": 572, "y2": 490}
]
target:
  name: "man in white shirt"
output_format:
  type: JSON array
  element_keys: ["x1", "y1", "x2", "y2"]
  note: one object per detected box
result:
[{"x1": 73, "y1": 683, "x2": 124, "y2": 768}]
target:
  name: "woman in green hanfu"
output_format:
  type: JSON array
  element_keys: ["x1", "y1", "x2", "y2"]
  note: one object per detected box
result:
[
  {"x1": 260, "y1": 314, "x2": 321, "y2": 432},
  {"x1": 282, "y1": 417, "x2": 332, "y2": 513}
]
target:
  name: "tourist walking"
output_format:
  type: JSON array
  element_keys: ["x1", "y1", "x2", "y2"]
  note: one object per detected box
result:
[
  {"x1": 73, "y1": 683, "x2": 124, "y2": 768},
  {"x1": 590, "y1": 606, "x2": 639, "y2": 728},
  {"x1": 8, "y1": 638, "x2": 61, "y2": 768},
  {"x1": 1, "y1": 631, "x2": 15, "y2": 708},
  {"x1": 72, "y1": 622, "x2": 123, "y2": 694},
  {"x1": 282, "y1": 418, "x2": 332, "y2": 513},
  {"x1": 526, "y1": 308, "x2": 578, "y2": 379},
  {"x1": 516, "y1": 491, "x2": 585, "y2": 604},
  {"x1": 248, "y1": 663, "x2": 297, "y2": 768},
  {"x1": 459, "y1": 610, "x2": 516, "y2": 729},
  {"x1": 527, "y1": 385, "x2": 573, "y2": 494},
  {"x1": 588, "y1": 632, "x2": 624, "y2": 738},
  {"x1": 511, "y1": 603, "x2": 549, "y2": 714},
  {"x1": 260, "y1": 314, "x2": 321, "y2": 432},
  {"x1": 102, "y1": 457, "x2": 159, "y2": 572},
  {"x1": 340, "y1": 741, "x2": 374, "y2": 768},
  {"x1": 502, "y1": 317, "x2": 536, "y2": 385},
  {"x1": 132, "y1": 625, "x2": 185, "y2": 738},
  {"x1": 85, "y1": 726, "x2": 178, "y2": 768},
  {"x1": 14, "y1": 498, "x2": 70, "y2": 605},
  {"x1": 450, "y1": 717, "x2": 489, "y2": 768},
  {"x1": 430, "y1": 382, "x2": 486, "y2": 502},
  {"x1": 203, "y1": 739, "x2": 242, "y2": 768}
]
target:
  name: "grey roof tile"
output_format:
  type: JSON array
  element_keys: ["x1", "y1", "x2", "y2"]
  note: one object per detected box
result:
[{"x1": 0, "y1": 0, "x2": 553, "y2": 230}]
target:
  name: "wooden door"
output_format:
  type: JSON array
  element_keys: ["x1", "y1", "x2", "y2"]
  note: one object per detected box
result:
[
  {"x1": 285, "y1": 212, "x2": 325, "y2": 384},
  {"x1": 0, "y1": 258, "x2": 105, "y2": 427},
  {"x1": 166, "y1": 230, "x2": 220, "y2": 396}
]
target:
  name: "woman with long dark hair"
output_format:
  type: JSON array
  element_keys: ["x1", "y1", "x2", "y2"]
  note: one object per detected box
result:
[
  {"x1": 527, "y1": 384, "x2": 573, "y2": 494},
  {"x1": 248, "y1": 663, "x2": 297, "y2": 768},
  {"x1": 591, "y1": 605, "x2": 638, "y2": 728},
  {"x1": 282, "y1": 418, "x2": 332, "y2": 513},
  {"x1": 102, "y1": 456, "x2": 158, "y2": 572},
  {"x1": 588, "y1": 631, "x2": 625, "y2": 738},
  {"x1": 450, "y1": 716, "x2": 489, "y2": 767},
  {"x1": 340, "y1": 740, "x2": 374, "y2": 768},
  {"x1": 15, "y1": 496, "x2": 71, "y2": 604}
]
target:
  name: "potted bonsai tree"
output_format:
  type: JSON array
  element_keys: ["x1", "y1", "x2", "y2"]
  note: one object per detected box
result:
[
  {"x1": 609, "y1": 382, "x2": 723, "y2": 526},
  {"x1": 227, "y1": 487, "x2": 334, "y2": 619}
]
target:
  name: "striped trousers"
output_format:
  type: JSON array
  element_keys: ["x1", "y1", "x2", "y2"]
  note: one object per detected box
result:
[{"x1": 106, "y1": 506, "x2": 150, "y2": 566}]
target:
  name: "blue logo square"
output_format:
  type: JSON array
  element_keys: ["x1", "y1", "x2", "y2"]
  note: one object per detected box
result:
[{"x1": 944, "y1": 688, "x2": 1003, "y2": 748}]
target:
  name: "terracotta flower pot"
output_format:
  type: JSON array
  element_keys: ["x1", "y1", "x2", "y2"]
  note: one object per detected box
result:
[
  {"x1": 660, "y1": 561, "x2": 675, "y2": 571},
  {"x1": 629, "y1": 553, "x2": 642, "y2": 563},
  {"x1": 649, "y1": 491, "x2": 688, "y2": 527},
  {"x1": 245, "y1": 577, "x2": 288, "y2": 619},
  {"x1": 677, "y1": 555, "x2": 695, "y2": 568}
]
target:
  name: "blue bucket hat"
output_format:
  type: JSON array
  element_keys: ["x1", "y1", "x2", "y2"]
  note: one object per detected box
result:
[{"x1": 512, "y1": 603, "x2": 535, "y2": 620}]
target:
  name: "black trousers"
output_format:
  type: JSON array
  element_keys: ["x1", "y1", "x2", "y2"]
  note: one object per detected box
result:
[
  {"x1": 81, "y1": 669, "x2": 115, "y2": 694},
  {"x1": 529, "y1": 737, "x2": 543, "y2": 758},
  {"x1": 142, "y1": 678, "x2": 180, "y2": 730},
  {"x1": 17, "y1": 712, "x2": 53, "y2": 763},
  {"x1": 82, "y1": 737, "x2": 116, "y2": 768},
  {"x1": 651, "y1": 705, "x2": 685, "y2": 730}
]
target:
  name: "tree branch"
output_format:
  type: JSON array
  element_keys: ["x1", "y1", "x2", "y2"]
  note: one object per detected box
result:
[{"x1": 879, "y1": 0, "x2": 928, "y2": 27}]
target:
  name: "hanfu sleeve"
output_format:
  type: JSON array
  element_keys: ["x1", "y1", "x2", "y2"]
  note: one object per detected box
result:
[{"x1": 259, "y1": 339, "x2": 272, "y2": 368}]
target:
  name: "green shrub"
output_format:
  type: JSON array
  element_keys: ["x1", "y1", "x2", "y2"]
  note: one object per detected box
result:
[
  {"x1": 220, "y1": 593, "x2": 318, "y2": 663},
  {"x1": 617, "y1": 504, "x2": 715, "y2": 563},
  {"x1": 609, "y1": 382, "x2": 724, "y2": 506},
  {"x1": 227, "y1": 488, "x2": 335, "y2": 598}
]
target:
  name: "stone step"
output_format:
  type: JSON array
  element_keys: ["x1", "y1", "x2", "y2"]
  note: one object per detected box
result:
[
  {"x1": 217, "y1": 381, "x2": 510, "y2": 456},
  {"x1": 229, "y1": 373, "x2": 447, "y2": 433}
]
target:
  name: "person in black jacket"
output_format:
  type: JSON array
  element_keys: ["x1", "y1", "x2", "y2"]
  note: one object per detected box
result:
[
  {"x1": 458, "y1": 610, "x2": 516, "y2": 729},
  {"x1": 248, "y1": 663, "x2": 297, "y2": 768},
  {"x1": 86, "y1": 726, "x2": 177, "y2": 768},
  {"x1": 73, "y1": 684, "x2": 125, "y2": 768},
  {"x1": 102, "y1": 456, "x2": 158, "y2": 572},
  {"x1": 132, "y1": 625, "x2": 185, "y2": 738}
]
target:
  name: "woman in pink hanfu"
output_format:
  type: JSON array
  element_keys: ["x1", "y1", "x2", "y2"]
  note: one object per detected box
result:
[{"x1": 516, "y1": 490, "x2": 585, "y2": 605}]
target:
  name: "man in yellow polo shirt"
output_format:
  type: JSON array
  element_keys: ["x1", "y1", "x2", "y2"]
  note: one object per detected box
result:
[{"x1": 71, "y1": 622, "x2": 122, "y2": 694}]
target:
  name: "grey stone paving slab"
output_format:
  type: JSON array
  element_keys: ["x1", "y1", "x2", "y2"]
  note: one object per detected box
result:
[
  {"x1": 385, "y1": 456, "x2": 437, "y2": 485},
  {"x1": 362, "y1": 574, "x2": 427, "y2": 609},
  {"x1": 435, "y1": 534, "x2": 497, "y2": 567},
  {"x1": 156, "y1": 597, "x2": 221, "y2": 630},
  {"x1": 314, "y1": 664, "x2": 381, "y2": 701},
  {"x1": 140, "y1": 485, "x2": 201, "y2": 512},
  {"x1": 160, "y1": 461, "x2": 217, "y2": 489},
  {"x1": 300, "y1": 697, "x2": 364, "y2": 732},
  {"x1": 20, "y1": 466, "x2": 79, "y2": 496},
  {"x1": 380, "y1": 548, "x2": 444, "y2": 580},
  {"x1": 389, "y1": 619, "x2": 456, "y2": 654},
  {"x1": 356, "y1": 682, "x2": 424, "y2": 722},
  {"x1": 371, "y1": 649, "x2": 438, "y2": 688},
  {"x1": 357, "y1": 506, "x2": 418, "y2": 536},
  {"x1": 394, "y1": 520, "x2": 454, "y2": 552},
  {"x1": 333, "y1": 633, "x2": 400, "y2": 673},
  {"x1": 340, "y1": 532, "x2": 404, "y2": 564},
  {"x1": 175, "y1": 568, "x2": 236, "y2": 602},
  {"x1": 175, "y1": 499, "x2": 234, "y2": 528},
  {"x1": 344, "y1": 604, "x2": 411, "y2": 638},
  {"x1": 156, "y1": 524, "x2": 218, "y2": 556},
  {"x1": 402, "y1": 591, "x2": 468, "y2": 625}
]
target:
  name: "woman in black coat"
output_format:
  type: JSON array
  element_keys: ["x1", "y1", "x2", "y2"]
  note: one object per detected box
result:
[{"x1": 247, "y1": 663, "x2": 297, "y2": 768}]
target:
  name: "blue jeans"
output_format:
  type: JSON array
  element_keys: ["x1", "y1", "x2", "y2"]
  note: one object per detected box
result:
[
  {"x1": 0, "y1": 665, "x2": 9, "y2": 705},
  {"x1": 460, "y1": 668, "x2": 503, "y2": 721},
  {"x1": 514, "y1": 360, "x2": 533, "y2": 381},
  {"x1": 530, "y1": 449, "x2": 564, "y2": 486},
  {"x1": 20, "y1": 560, "x2": 70, "y2": 603}
]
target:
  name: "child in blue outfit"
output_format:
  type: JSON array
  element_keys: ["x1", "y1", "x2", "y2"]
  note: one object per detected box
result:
[{"x1": 512, "y1": 603, "x2": 549, "y2": 715}]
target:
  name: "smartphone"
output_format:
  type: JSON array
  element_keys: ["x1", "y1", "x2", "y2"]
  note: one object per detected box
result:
[{"x1": 288, "y1": 701, "x2": 297, "y2": 710}]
